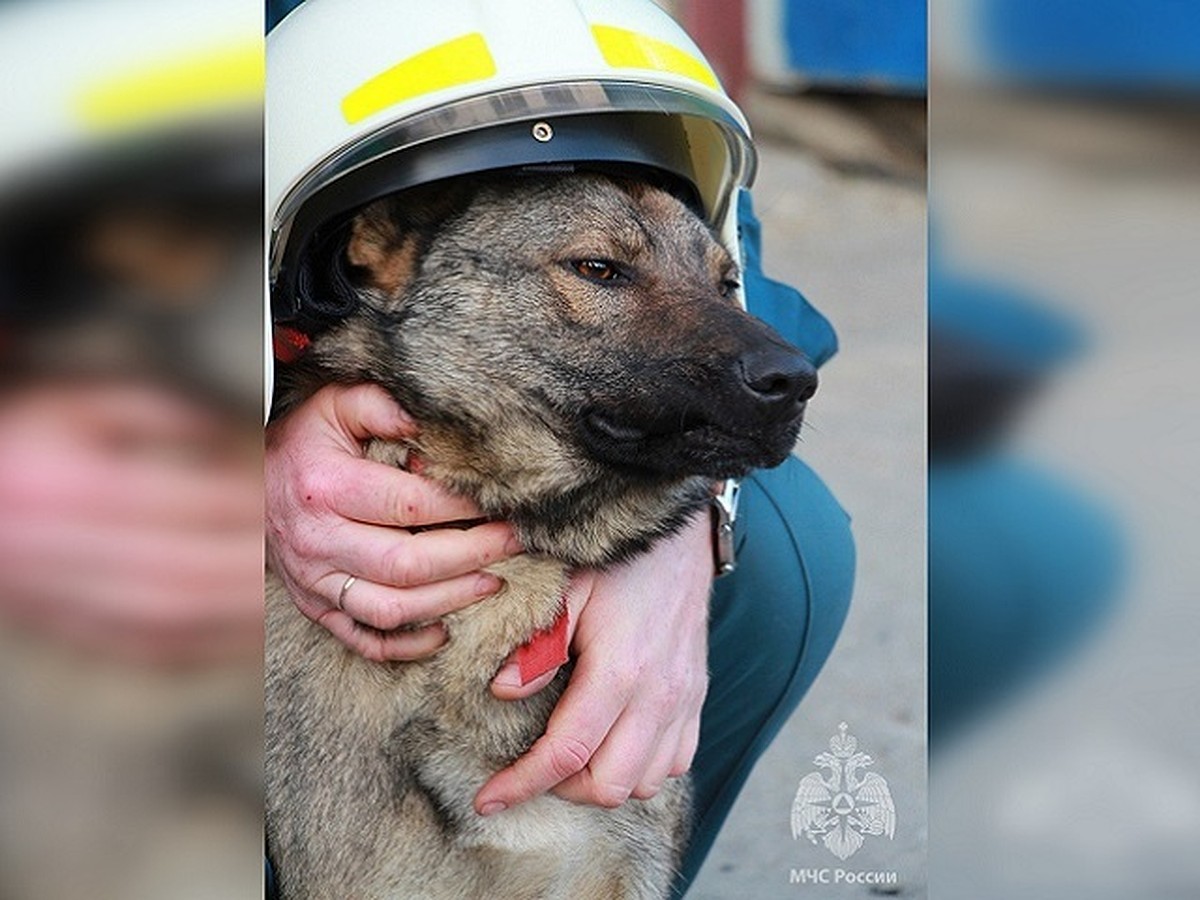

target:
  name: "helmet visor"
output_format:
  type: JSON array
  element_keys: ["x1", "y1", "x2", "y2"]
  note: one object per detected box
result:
[{"x1": 271, "y1": 80, "x2": 755, "y2": 316}]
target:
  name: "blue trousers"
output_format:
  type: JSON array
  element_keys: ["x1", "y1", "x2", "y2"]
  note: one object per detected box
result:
[
  {"x1": 928, "y1": 456, "x2": 1121, "y2": 744},
  {"x1": 674, "y1": 456, "x2": 855, "y2": 894}
]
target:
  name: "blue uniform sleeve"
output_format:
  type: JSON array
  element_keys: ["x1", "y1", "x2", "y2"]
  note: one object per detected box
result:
[{"x1": 737, "y1": 190, "x2": 839, "y2": 368}]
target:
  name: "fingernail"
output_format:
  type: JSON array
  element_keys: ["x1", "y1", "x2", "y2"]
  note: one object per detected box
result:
[
  {"x1": 505, "y1": 530, "x2": 524, "y2": 555},
  {"x1": 475, "y1": 573, "x2": 502, "y2": 597},
  {"x1": 478, "y1": 801, "x2": 506, "y2": 817},
  {"x1": 492, "y1": 662, "x2": 522, "y2": 688},
  {"x1": 413, "y1": 623, "x2": 449, "y2": 656}
]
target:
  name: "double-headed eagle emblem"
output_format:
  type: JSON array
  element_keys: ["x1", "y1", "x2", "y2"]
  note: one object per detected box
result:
[{"x1": 791, "y1": 722, "x2": 896, "y2": 860}]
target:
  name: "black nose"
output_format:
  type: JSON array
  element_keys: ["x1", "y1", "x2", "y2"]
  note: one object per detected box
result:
[{"x1": 737, "y1": 344, "x2": 818, "y2": 406}]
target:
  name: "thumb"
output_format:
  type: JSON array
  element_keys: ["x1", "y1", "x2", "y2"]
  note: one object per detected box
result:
[
  {"x1": 489, "y1": 570, "x2": 592, "y2": 700},
  {"x1": 323, "y1": 383, "x2": 418, "y2": 447}
]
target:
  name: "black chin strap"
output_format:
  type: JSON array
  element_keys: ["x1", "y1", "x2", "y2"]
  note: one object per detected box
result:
[{"x1": 288, "y1": 222, "x2": 359, "y2": 335}]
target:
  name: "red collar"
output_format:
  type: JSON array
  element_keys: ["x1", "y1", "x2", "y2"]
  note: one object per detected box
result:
[{"x1": 514, "y1": 599, "x2": 570, "y2": 685}]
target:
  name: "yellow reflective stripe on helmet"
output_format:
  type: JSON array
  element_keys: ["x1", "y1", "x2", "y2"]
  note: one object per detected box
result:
[
  {"x1": 591, "y1": 24, "x2": 719, "y2": 91},
  {"x1": 76, "y1": 41, "x2": 264, "y2": 131},
  {"x1": 342, "y1": 32, "x2": 497, "y2": 125}
]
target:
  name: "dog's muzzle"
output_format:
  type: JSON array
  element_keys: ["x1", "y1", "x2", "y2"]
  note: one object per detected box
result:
[{"x1": 580, "y1": 340, "x2": 816, "y2": 479}]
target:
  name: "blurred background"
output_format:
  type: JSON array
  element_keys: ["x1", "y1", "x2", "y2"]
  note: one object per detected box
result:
[
  {"x1": 0, "y1": 1, "x2": 264, "y2": 897},
  {"x1": 928, "y1": 2, "x2": 1200, "y2": 898}
]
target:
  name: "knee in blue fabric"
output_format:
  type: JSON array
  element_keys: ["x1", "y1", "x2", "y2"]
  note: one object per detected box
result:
[
  {"x1": 928, "y1": 457, "x2": 1123, "y2": 743},
  {"x1": 674, "y1": 456, "x2": 855, "y2": 894},
  {"x1": 738, "y1": 191, "x2": 838, "y2": 368}
]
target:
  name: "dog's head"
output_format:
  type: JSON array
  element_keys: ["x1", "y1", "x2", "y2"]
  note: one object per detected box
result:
[{"x1": 289, "y1": 173, "x2": 814, "y2": 542}]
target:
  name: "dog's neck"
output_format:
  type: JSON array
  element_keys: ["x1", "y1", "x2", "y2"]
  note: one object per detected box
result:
[{"x1": 365, "y1": 433, "x2": 710, "y2": 568}]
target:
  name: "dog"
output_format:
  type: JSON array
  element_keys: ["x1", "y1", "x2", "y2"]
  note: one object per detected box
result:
[{"x1": 265, "y1": 171, "x2": 816, "y2": 899}]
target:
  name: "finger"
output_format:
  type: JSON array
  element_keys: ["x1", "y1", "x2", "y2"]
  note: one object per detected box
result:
[
  {"x1": 46, "y1": 610, "x2": 262, "y2": 667},
  {"x1": 489, "y1": 575, "x2": 587, "y2": 700},
  {"x1": 315, "y1": 610, "x2": 447, "y2": 663},
  {"x1": 474, "y1": 666, "x2": 624, "y2": 814},
  {"x1": 328, "y1": 459, "x2": 484, "y2": 527},
  {"x1": 630, "y1": 719, "x2": 685, "y2": 801},
  {"x1": 551, "y1": 706, "x2": 671, "y2": 808},
  {"x1": 670, "y1": 711, "x2": 702, "y2": 779},
  {"x1": 490, "y1": 662, "x2": 561, "y2": 700},
  {"x1": 334, "y1": 520, "x2": 521, "y2": 590},
  {"x1": 324, "y1": 383, "x2": 418, "y2": 444},
  {"x1": 322, "y1": 570, "x2": 503, "y2": 631},
  {"x1": 1, "y1": 402, "x2": 260, "y2": 530},
  {"x1": 67, "y1": 588, "x2": 266, "y2": 666}
]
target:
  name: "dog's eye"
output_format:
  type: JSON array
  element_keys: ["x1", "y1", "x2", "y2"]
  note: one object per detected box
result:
[
  {"x1": 571, "y1": 259, "x2": 624, "y2": 284},
  {"x1": 718, "y1": 279, "x2": 740, "y2": 299}
]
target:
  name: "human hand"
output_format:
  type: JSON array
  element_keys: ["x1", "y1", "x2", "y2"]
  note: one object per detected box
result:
[
  {"x1": 265, "y1": 383, "x2": 523, "y2": 661},
  {"x1": 476, "y1": 512, "x2": 713, "y2": 813},
  {"x1": 0, "y1": 380, "x2": 263, "y2": 663}
]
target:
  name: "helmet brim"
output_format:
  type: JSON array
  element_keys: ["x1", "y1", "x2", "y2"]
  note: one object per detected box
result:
[{"x1": 270, "y1": 80, "x2": 754, "y2": 324}]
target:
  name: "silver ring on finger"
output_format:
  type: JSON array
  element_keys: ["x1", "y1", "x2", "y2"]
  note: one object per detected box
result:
[{"x1": 336, "y1": 574, "x2": 358, "y2": 611}]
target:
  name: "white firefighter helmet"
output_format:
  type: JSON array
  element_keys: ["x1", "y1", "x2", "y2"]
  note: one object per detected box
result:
[
  {"x1": 268, "y1": 0, "x2": 757, "y2": 361},
  {"x1": 0, "y1": 0, "x2": 262, "y2": 184},
  {"x1": 0, "y1": 0, "x2": 265, "y2": 412}
]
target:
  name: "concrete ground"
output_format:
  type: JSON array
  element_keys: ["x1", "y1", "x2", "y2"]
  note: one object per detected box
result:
[
  {"x1": 687, "y1": 94, "x2": 928, "y2": 899},
  {"x1": 928, "y1": 94, "x2": 1200, "y2": 900}
]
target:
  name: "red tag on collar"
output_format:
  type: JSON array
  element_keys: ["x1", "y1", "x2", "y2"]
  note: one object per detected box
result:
[
  {"x1": 273, "y1": 324, "x2": 311, "y2": 363},
  {"x1": 514, "y1": 600, "x2": 570, "y2": 686}
]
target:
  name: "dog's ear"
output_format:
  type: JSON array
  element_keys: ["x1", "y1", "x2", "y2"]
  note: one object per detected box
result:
[
  {"x1": 346, "y1": 198, "x2": 420, "y2": 299},
  {"x1": 345, "y1": 182, "x2": 475, "y2": 299}
]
